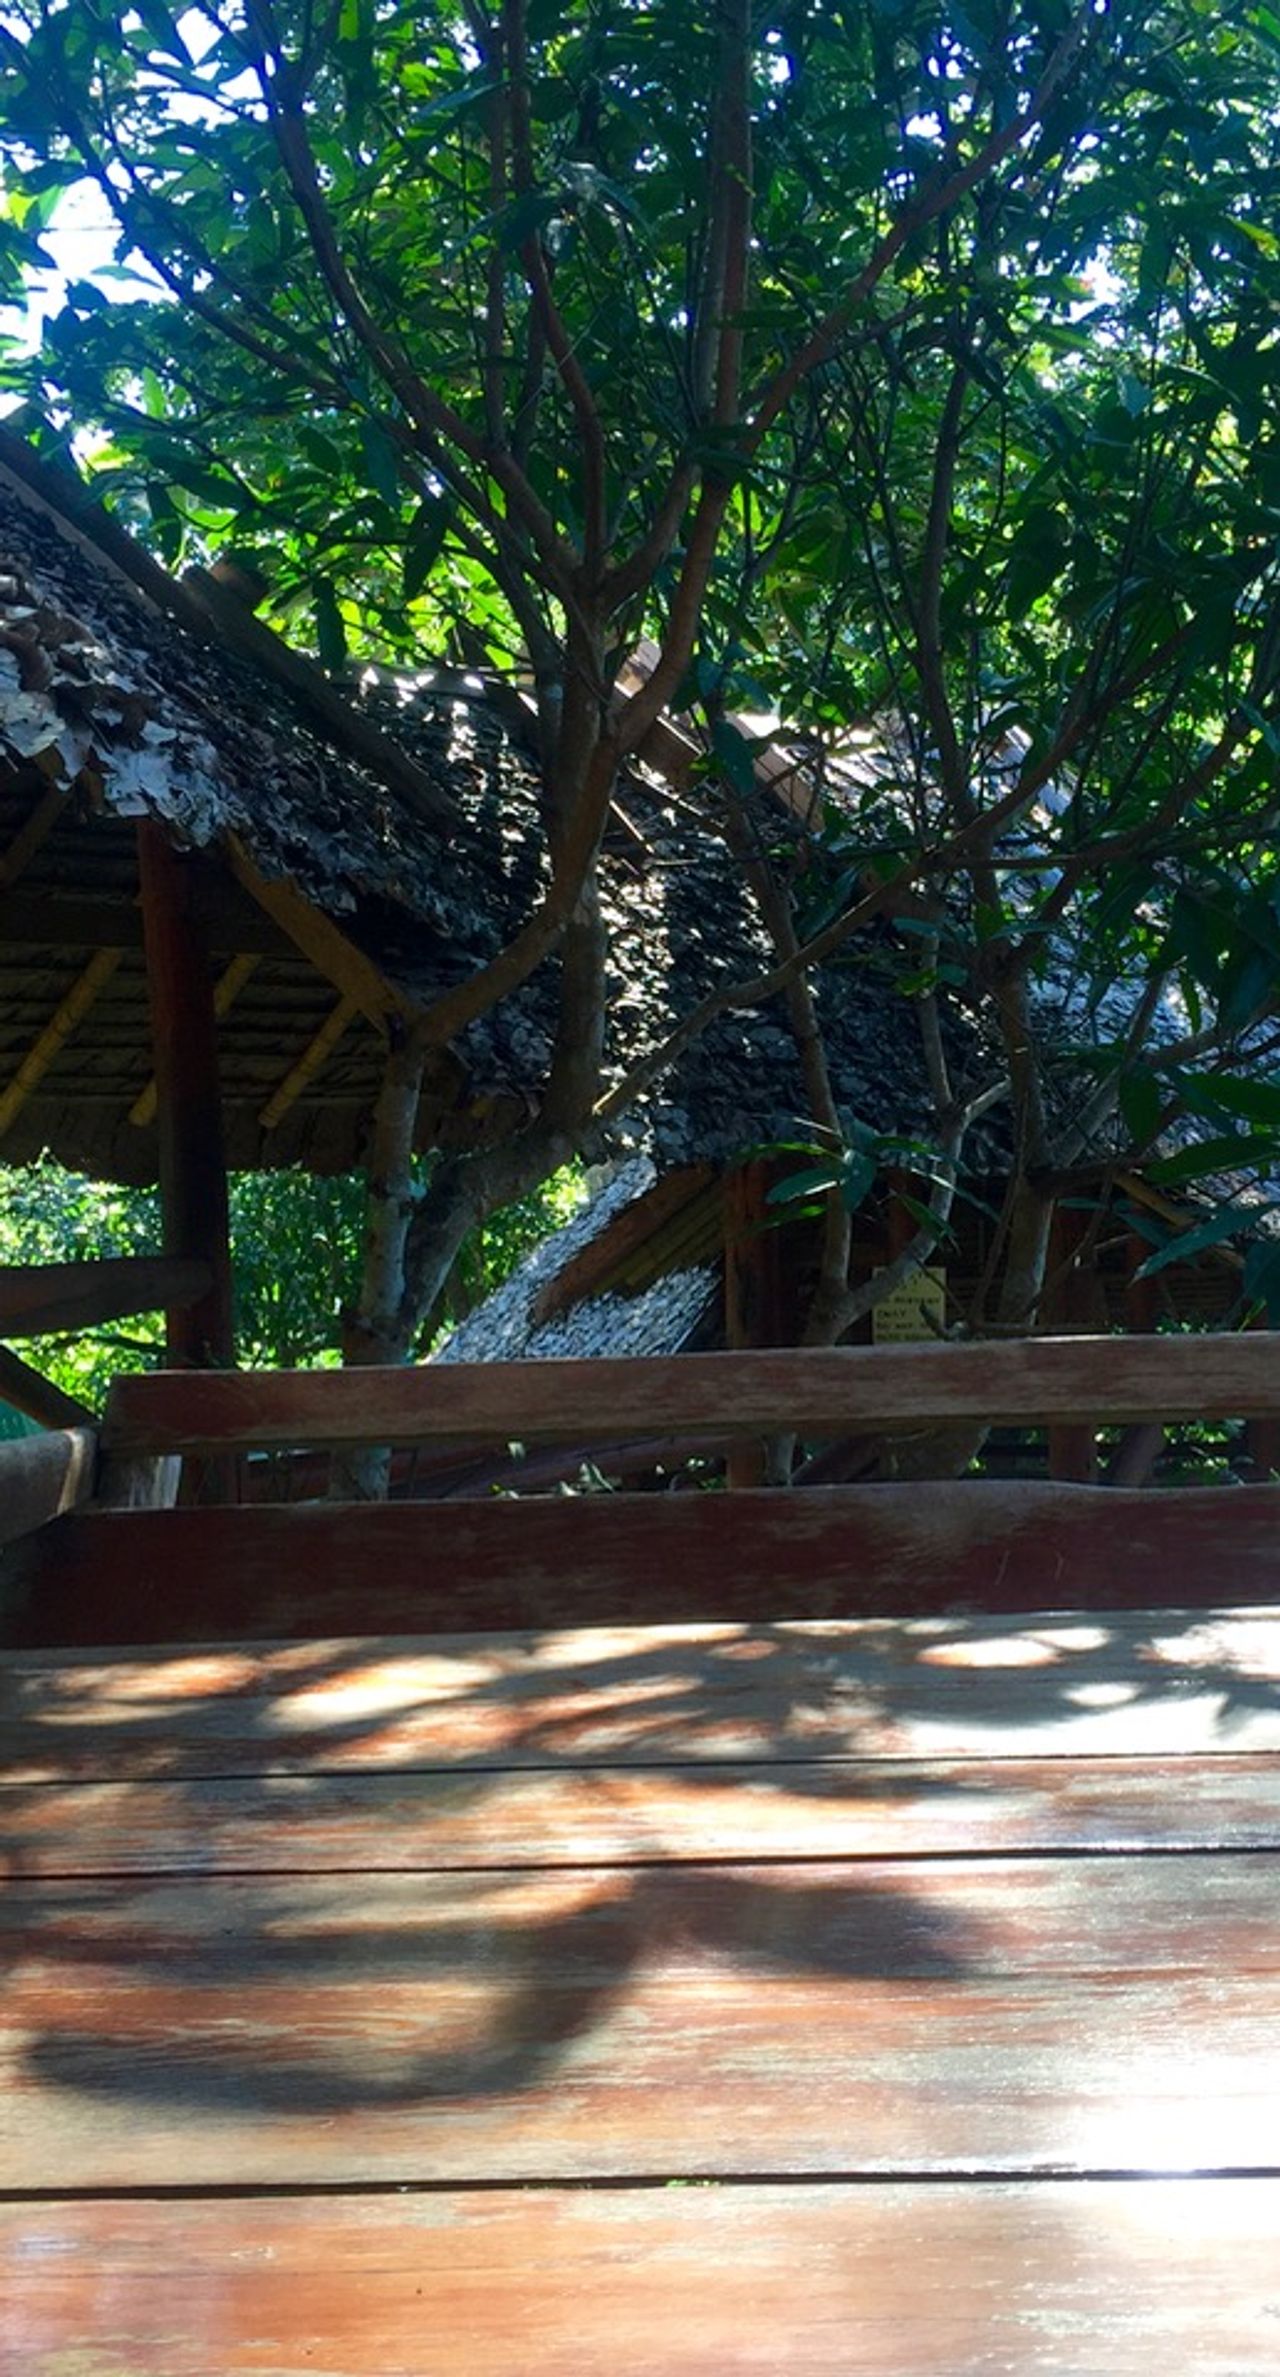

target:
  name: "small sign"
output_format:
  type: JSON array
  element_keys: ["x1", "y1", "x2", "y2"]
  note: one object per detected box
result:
[{"x1": 871, "y1": 1265, "x2": 947, "y2": 1344}]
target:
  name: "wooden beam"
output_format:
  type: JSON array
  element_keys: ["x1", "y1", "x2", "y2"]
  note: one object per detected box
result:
[
  {"x1": 99, "y1": 1331, "x2": 1280, "y2": 1461},
  {"x1": 0, "y1": 782, "x2": 68, "y2": 888},
  {"x1": 0, "y1": 1426, "x2": 96, "y2": 1551},
  {"x1": 0, "y1": 947, "x2": 122, "y2": 1138},
  {"x1": 226, "y1": 836, "x2": 411, "y2": 1028},
  {"x1": 259, "y1": 993, "x2": 359, "y2": 1131},
  {"x1": 128, "y1": 954, "x2": 259, "y2": 1129},
  {"x1": 0, "y1": 872, "x2": 291, "y2": 956},
  {"x1": 0, "y1": 1255, "x2": 212, "y2": 1338},
  {"x1": 16, "y1": 1477, "x2": 1280, "y2": 1646},
  {"x1": 136, "y1": 823, "x2": 233, "y2": 1370},
  {"x1": 0, "y1": 1343, "x2": 95, "y2": 1430}
]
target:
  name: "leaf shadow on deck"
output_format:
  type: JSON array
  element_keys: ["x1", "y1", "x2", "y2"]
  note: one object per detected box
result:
[{"x1": 3, "y1": 1605, "x2": 1278, "y2": 2138}]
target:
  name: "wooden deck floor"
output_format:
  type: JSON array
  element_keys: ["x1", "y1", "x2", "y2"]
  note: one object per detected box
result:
[{"x1": 5, "y1": 1603, "x2": 1280, "y2": 2371}]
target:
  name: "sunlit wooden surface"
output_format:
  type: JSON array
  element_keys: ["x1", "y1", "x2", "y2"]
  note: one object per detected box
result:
[{"x1": 5, "y1": 1607, "x2": 1280, "y2": 2370}]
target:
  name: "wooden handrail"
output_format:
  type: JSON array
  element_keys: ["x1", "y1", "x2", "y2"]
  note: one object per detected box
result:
[
  {"x1": 0, "y1": 1426, "x2": 97, "y2": 1548},
  {"x1": 100, "y1": 1333, "x2": 1280, "y2": 1459},
  {"x1": 0, "y1": 1256, "x2": 212, "y2": 1339}
]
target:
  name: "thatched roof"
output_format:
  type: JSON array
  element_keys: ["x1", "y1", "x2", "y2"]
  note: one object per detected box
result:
[{"x1": 0, "y1": 434, "x2": 982, "y2": 1186}]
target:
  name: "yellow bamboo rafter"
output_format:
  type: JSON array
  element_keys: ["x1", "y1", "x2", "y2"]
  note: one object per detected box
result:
[
  {"x1": 0, "y1": 947, "x2": 123, "y2": 1139},
  {"x1": 259, "y1": 994, "x2": 359, "y2": 1131}
]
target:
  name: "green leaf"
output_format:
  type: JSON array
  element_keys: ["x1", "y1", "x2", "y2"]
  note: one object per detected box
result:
[
  {"x1": 1244, "y1": 1236, "x2": 1280, "y2": 1323},
  {"x1": 766, "y1": 1165, "x2": 839, "y2": 1205},
  {"x1": 312, "y1": 577, "x2": 348, "y2": 672},
  {"x1": 710, "y1": 717, "x2": 757, "y2": 797},
  {"x1": 358, "y1": 418, "x2": 401, "y2": 509},
  {"x1": 1134, "y1": 1204, "x2": 1256, "y2": 1279},
  {"x1": 1118, "y1": 1067, "x2": 1162, "y2": 1148},
  {"x1": 299, "y1": 425, "x2": 346, "y2": 478},
  {"x1": 495, "y1": 191, "x2": 559, "y2": 254},
  {"x1": 839, "y1": 1150, "x2": 878, "y2": 1213},
  {"x1": 403, "y1": 493, "x2": 453, "y2": 600},
  {"x1": 1145, "y1": 1134, "x2": 1280, "y2": 1190},
  {"x1": 1178, "y1": 1073, "x2": 1280, "y2": 1128}
]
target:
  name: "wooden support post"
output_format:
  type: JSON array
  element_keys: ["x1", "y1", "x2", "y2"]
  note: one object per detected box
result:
[
  {"x1": 1243, "y1": 1315, "x2": 1280, "y2": 1482},
  {"x1": 136, "y1": 823, "x2": 234, "y2": 1373},
  {"x1": 1107, "y1": 1229, "x2": 1167, "y2": 1487},
  {"x1": 1045, "y1": 1205, "x2": 1102, "y2": 1483},
  {"x1": 129, "y1": 954, "x2": 259, "y2": 1129},
  {"x1": 724, "y1": 1160, "x2": 795, "y2": 1488}
]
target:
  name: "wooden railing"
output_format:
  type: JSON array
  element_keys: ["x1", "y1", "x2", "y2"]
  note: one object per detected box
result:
[
  {"x1": 96, "y1": 1332, "x2": 1280, "y2": 1458},
  {"x1": 0, "y1": 1426, "x2": 97, "y2": 1549},
  {"x1": 2, "y1": 1334, "x2": 1280, "y2": 1648}
]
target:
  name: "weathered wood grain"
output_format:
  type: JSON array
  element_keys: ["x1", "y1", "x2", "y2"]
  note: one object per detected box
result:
[
  {"x1": 6, "y1": 1610, "x2": 1280, "y2": 1781},
  {"x1": 8, "y1": 1480, "x2": 1280, "y2": 1647},
  {"x1": 4, "y1": 2180, "x2": 1279, "y2": 2375},
  {"x1": 0, "y1": 1255, "x2": 211, "y2": 1339},
  {"x1": 0, "y1": 1429, "x2": 96, "y2": 1553},
  {"x1": 6, "y1": 1855, "x2": 1280, "y2": 2186},
  {"x1": 9, "y1": 1752, "x2": 1280, "y2": 1877},
  {"x1": 98, "y1": 1331, "x2": 1280, "y2": 1457}
]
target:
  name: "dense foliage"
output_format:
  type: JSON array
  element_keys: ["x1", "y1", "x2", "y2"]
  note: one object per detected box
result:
[
  {"x1": 0, "y1": 1158, "x2": 584, "y2": 1402},
  {"x1": 3, "y1": 0, "x2": 1280, "y2": 1369}
]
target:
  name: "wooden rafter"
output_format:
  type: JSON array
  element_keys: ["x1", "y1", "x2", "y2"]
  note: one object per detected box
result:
[
  {"x1": 0, "y1": 783, "x2": 68, "y2": 889},
  {"x1": 128, "y1": 953, "x2": 259, "y2": 1129},
  {"x1": 260, "y1": 994, "x2": 359, "y2": 1131},
  {"x1": 226, "y1": 836, "x2": 413, "y2": 1029},
  {"x1": 0, "y1": 1342, "x2": 95, "y2": 1429},
  {"x1": 0, "y1": 946, "x2": 122, "y2": 1139}
]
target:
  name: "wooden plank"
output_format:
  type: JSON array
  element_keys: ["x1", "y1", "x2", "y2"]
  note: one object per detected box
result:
[
  {"x1": 5, "y1": 1610, "x2": 1280, "y2": 1783},
  {"x1": 0, "y1": 1345, "x2": 93, "y2": 1431},
  {"x1": 7, "y1": 1855, "x2": 1280, "y2": 2185},
  {"x1": 136, "y1": 822, "x2": 233, "y2": 1372},
  {"x1": 99, "y1": 1332, "x2": 1280, "y2": 1458},
  {"x1": 0, "y1": 947, "x2": 122, "y2": 1138},
  {"x1": 0, "y1": 1254, "x2": 211, "y2": 1338},
  {"x1": 5, "y1": 2179, "x2": 1280, "y2": 2375},
  {"x1": 0, "y1": 1427, "x2": 95, "y2": 1551},
  {"x1": 9, "y1": 1753, "x2": 1280, "y2": 1878},
  {"x1": 9, "y1": 1480, "x2": 1280, "y2": 1648}
]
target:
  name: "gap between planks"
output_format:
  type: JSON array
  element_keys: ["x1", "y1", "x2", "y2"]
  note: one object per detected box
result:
[{"x1": 7, "y1": 1755, "x2": 1280, "y2": 1877}]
